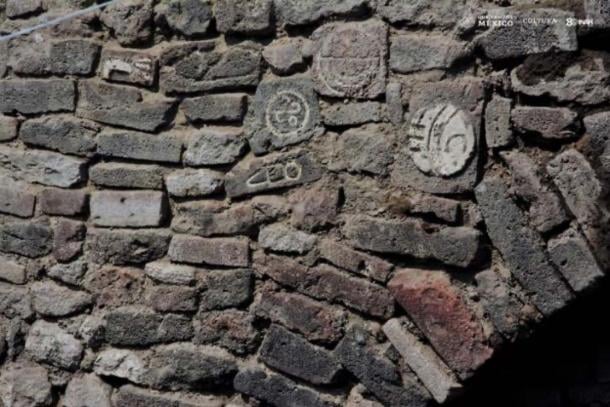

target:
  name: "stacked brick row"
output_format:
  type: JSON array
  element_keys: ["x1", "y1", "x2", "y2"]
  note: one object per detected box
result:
[{"x1": 0, "y1": 0, "x2": 609, "y2": 406}]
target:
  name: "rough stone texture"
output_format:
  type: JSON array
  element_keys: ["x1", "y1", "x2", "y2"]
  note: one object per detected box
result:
[
  {"x1": 90, "y1": 191, "x2": 166, "y2": 228},
  {"x1": 259, "y1": 324, "x2": 342, "y2": 385},
  {"x1": 390, "y1": 34, "x2": 470, "y2": 73},
  {"x1": 90, "y1": 163, "x2": 165, "y2": 190},
  {"x1": 87, "y1": 229, "x2": 171, "y2": 265},
  {"x1": 548, "y1": 228, "x2": 604, "y2": 293},
  {"x1": 388, "y1": 269, "x2": 494, "y2": 379},
  {"x1": 83, "y1": 266, "x2": 146, "y2": 309},
  {"x1": 100, "y1": 0, "x2": 154, "y2": 46},
  {"x1": 290, "y1": 184, "x2": 338, "y2": 231},
  {"x1": 0, "y1": 283, "x2": 33, "y2": 319},
  {"x1": 0, "y1": 363, "x2": 53, "y2": 407},
  {"x1": 5, "y1": 0, "x2": 43, "y2": 18},
  {"x1": 199, "y1": 269, "x2": 253, "y2": 311},
  {"x1": 344, "y1": 215, "x2": 482, "y2": 268},
  {"x1": 318, "y1": 239, "x2": 392, "y2": 283},
  {"x1": 0, "y1": 258, "x2": 26, "y2": 284},
  {"x1": 259, "y1": 223, "x2": 317, "y2": 254},
  {"x1": 246, "y1": 77, "x2": 323, "y2": 154},
  {"x1": 182, "y1": 94, "x2": 246, "y2": 124},
  {"x1": 53, "y1": 219, "x2": 86, "y2": 263},
  {"x1": 48, "y1": 261, "x2": 87, "y2": 286},
  {"x1": 321, "y1": 102, "x2": 385, "y2": 127},
  {"x1": 0, "y1": 79, "x2": 75, "y2": 114},
  {"x1": 10, "y1": 39, "x2": 100, "y2": 76},
  {"x1": 25, "y1": 320, "x2": 83, "y2": 370},
  {"x1": 194, "y1": 309, "x2": 259, "y2": 355},
  {"x1": 113, "y1": 385, "x2": 225, "y2": 407},
  {"x1": 104, "y1": 307, "x2": 193, "y2": 346},
  {"x1": 31, "y1": 281, "x2": 92, "y2": 317},
  {"x1": 166, "y1": 169, "x2": 224, "y2": 198},
  {"x1": 383, "y1": 318, "x2": 462, "y2": 403},
  {"x1": 155, "y1": 0, "x2": 213, "y2": 37},
  {"x1": 377, "y1": 0, "x2": 467, "y2": 27},
  {"x1": 0, "y1": 221, "x2": 53, "y2": 258},
  {"x1": 0, "y1": 115, "x2": 19, "y2": 141},
  {"x1": 475, "y1": 176, "x2": 574, "y2": 316},
  {"x1": 255, "y1": 254, "x2": 394, "y2": 318},
  {"x1": 485, "y1": 95, "x2": 513, "y2": 148},
  {"x1": 144, "y1": 261, "x2": 196, "y2": 286},
  {"x1": 0, "y1": 184, "x2": 36, "y2": 218},
  {"x1": 0, "y1": 146, "x2": 86, "y2": 187},
  {"x1": 97, "y1": 131, "x2": 183, "y2": 163},
  {"x1": 169, "y1": 235, "x2": 250, "y2": 267},
  {"x1": 100, "y1": 48, "x2": 157, "y2": 87},
  {"x1": 77, "y1": 82, "x2": 175, "y2": 133},
  {"x1": 234, "y1": 368, "x2": 339, "y2": 407},
  {"x1": 64, "y1": 374, "x2": 112, "y2": 407},
  {"x1": 215, "y1": 0, "x2": 273, "y2": 35},
  {"x1": 40, "y1": 188, "x2": 88, "y2": 216},
  {"x1": 148, "y1": 285, "x2": 198, "y2": 313},
  {"x1": 512, "y1": 106, "x2": 578, "y2": 140},
  {"x1": 183, "y1": 127, "x2": 246, "y2": 166},
  {"x1": 478, "y1": 8, "x2": 578, "y2": 60},
  {"x1": 263, "y1": 38, "x2": 306, "y2": 75},
  {"x1": 94, "y1": 348, "x2": 148, "y2": 384},
  {"x1": 275, "y1": 0, "x2": 368, "y2": 26}
]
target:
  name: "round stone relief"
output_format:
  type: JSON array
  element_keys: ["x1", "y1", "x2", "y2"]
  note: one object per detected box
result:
[
  {"x1": 265, "y1": 90, "x2": 310, "y2": 139},
  {"x1": 316, "y1": 27, "x2": 383, "y2": 96},
  {"x1": 408, "y1": 104, "x2": 476, "y2": 177}
]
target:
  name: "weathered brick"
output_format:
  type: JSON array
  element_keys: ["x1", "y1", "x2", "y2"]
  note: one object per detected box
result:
[
  {"x1": 512, "y1": 106, "x2": 578, "y2": 140},
  {"x1": 181, "y1": 94, "x2": 247, "y2": 123},
  {"x1": 377, "y1": 0, "x2": 465, "y2": 27},
  {"x1": 318, "y1": 239, "x2": 392, "y2": 283},
  {"x1": 83, "y1": 266, "x2": 146, "y2": 308},
  {"x1": 40, "y1": 188, "x2": 88, "y2": 216},
  {"x1": 77, "y1": 81, "x2": 175, "y2": 132},
  {"x1": 226, "y1": 150, "x2": 322, "y2": 198},
  {"x1": 0, "y1": 221, "x2": 52, "y2": 258},
  {"x1": 194, "y1": 309, "x2": 259, "y2": 355},
  {"x1": 65, "y1": 374, "x2": 112, "y2": 407},
  {"x1": 165, "y1": 169, "x2": 223, "y2": 198},
  {"x1": 20, "y1": 116, "x2": 99, "y2": 157},
  {"x1": 343, "y1": 215, "x2": 483, "y2": 268},
  {"x1": 169, "y1": 235, "x2": 250, "y2": 267},
  {"x1": 90, "y1": 162, "x2": 165, "y2": 190},
  {"x1": 0, "y1": 257, "x2": 26, "y2": 284},
  {"x1": 97, "y1": 131, "x2": 183, "y2": 163},
  {"x1": 501, "y1": 151, "x2": 569, "y2": 234},
  {"x1": 291, "y1": 184, "x2": 339, "y2": 231},
  {"x1": 172, "y1": 196, "x2": 287, "y2": 237},
  {"x1": 160, "y1": 41, "x2": 261, "y2": 94},
  {"x1": 234, "y1": 368, "x2": 339, "y2": 407},
  {"x1": 215, "y1": 0, "x2": 273, "y2": 35},
  {"x1": 87, "y1": 229, "x2": 171, "y2": 265},
  {"x1": 0, "y1": 79, "x2": 75, "y2": 114},
  {"x1": 154, "y1": 0, "x2": 213, "y2": 37},
  {"x1": 335, "y1": 327, "x2": 431, "y2": 407},
  {"x1": 390, "y1": 34, "x2": 469, "y2": 73},
  {"x1": 255, "y1": 254, "x2": 394, "y2": 318},
  {"x1": 183, "y1": 126, "x2": 246, "y2": 166},
  {"x1": 0, "y1": 146, "x2": 86, "y2": 187},
  {"x1": 90, "y1": 191, "x2": 167, "y2": 228},
  {"x1": 262, "y1": 38, "x2": 307, "y2": 75},
  {"x1": 147, "y1": 343, "x2": 237, "y2": 390},
  {"x1": 31, "y1": 280, "x2": 92, "y2": 317},
  {"x1": 0, "y1": 282, "x2": 33, "y2": 319},
  {"x1": 485, "y1": 95, "x2": 513, "y2": 148},
  {"x1": 0, "y1": 115, "x2": 18, "y2": 141},
  {"x1": 113, "y1": 385, "x2": 226, "y2": 407},
  {"x1": 199, "y1": 269, "x2": 253, "y2": 311},
  {"x1": 100, "y1": 0, "x2": 154, "y2": 46},
  {"x1": 0, "y1": 185, "x2": 35, "y2": 218},
  {"x1": 276, "y1": 0, "x2": 367, "y2": 26},
  {"x1": 104, "y1": 306, "x2": 193, "y2": 346},
  {"x1": 48, "y1": 261, "x2": 87, "y2": 286},
  {"x1": 474, "y1": 176, "x2": 574, "y2": 316},
  {"x1": 0, "y1": 362, "x2": 52, "y2": 407},
  {"x1": 144, "y1": 261, "x2": 196, "y2": 285},
  {"x1": 11, "y1": 39, "x2": 100, "y2": 76},
  {"x1": 6, "y1": 0, "x2": 43, "y2": 18},
  {"x1": 321, "y1": 101, "x2": 384, "y2": 127},
  {"x1": 147, "y1": 285, "x2": 198, "y2": 313},
  {"x1": 100, "y1": 48, "x2": 157, "y2": 87},
  {"x1": 259, "y1": 223, "x2": 317, "y2": 254},
  {"x1": 255, "y1": 285, "x2": 346, "y2": 344},
  {"x1": 548, "y1": 228, "x2": 604, "y2": 293},
  {"x1": 388, "y1": 269, "x2": 493, "y2": 379},
  {"x1": 260, "y1": 324, "x2": 342, "y2": 385},
  {"x1": 53, "y1": 219, "x2": 85, "y2": 263},
  {"x1": 94, "y1": 348, "x2": 148, "y2": 384},
  {"x1": 383, "y1": 318, "x2": 462, "y2": 404},
  {"x1": 25, "y1": 320, "x2": 83, "y2": 370}
]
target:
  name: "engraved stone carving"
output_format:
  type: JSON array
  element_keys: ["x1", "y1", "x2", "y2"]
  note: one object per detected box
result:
[
  {"x1": 247, "y1": 78, "x2": 323, "y2": 154},
  {"x1": 101, "y1": 49, "x2": 157, "y2": 87},
  {"x1": 408, "y1": 104, "x2": 475, "y2": 177},
  {"x1": 312, "y1": 20, "x2": 387, "y2": 99}
]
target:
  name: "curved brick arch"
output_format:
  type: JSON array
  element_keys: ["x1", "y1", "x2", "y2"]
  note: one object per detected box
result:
[{"x1": 0, "y1": 0, "x2": 609, "y2": 406}]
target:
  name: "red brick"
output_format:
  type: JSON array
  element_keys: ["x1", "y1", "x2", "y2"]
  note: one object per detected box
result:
[{"x1": 388, "y1": 269, "x2": 493, "y2": 378}]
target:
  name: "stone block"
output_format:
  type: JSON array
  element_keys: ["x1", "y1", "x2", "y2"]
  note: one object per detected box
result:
[
  {"x1": 512, "y1": 106, "x2": 578, "y2": 139},
  {"x1": 48, "y1": 261, "x2": 87, "y2": 286},
  {"x1": 25, "y1": 320, "x2": 83, "y2": 370},
  {"x1": 199, "y1": 269, "x2": 253, "y2": 311},
  {"x1": 0, "y1": 185, "x2": 35, "y2": 218},
  {"x1": 0, "y1": 258, "x2": 26, "y2": 284},
  {"x1": 6, "y1": 0, "x2": 43, "y2": 18},
  {"x1": 113, "y1": 385, "x2": 225, "y2": 407},
  {"x1": 90, "y1": 163, "x2": 165, "y2": 190},
  {"x1": 318, "y1": 239, "x2": 392, "y2": 283},
  {"x1": 148, "y1": 285, "x2": 198, "y2": 313},
  {"x1": 97, "y1": 131, "x2": 183, "y2": 163},
  {"x1": 154, "y1": 0, "x2": 213, "y2": 36},
  {"x1": 390, "y1": 34, "x2": 470, "y2": 73},
  {"x1": 0, "y1": 115, "x2": 18, "y2": 141},
  {"x1": 182, "y1": 94, "x2": 247, "y2": 123},
  {"x1": 0, "y1": 79, "x2": 75, "y2": 114},
  {"x1": 291, "y1": 185, "x2": 339, "y2": 231},
  {"x1": 0, "y1": 221, "x2": 52, "y2": 258},
  {"x1": 259, "y1": 223, "x2": 317, "y2": 254},
  {"x1": 31, "y1": 280, "x2": 92, "y2": 317},
  {"x1": 263, "y1": 38, "x2": 307, "y2": 75},
  {"x1": 100, "y1": 48, "x2": 157, "y2": 87},
  {"x1": 183, "y1": 126, "x2": 246, "y2": 166},
  {"x1": 91, "y1": 191, "x2": 166, "y2": 228},
  {"x1": 20, "y1": 115, "x2": 99, "y2": 157},
  {"x1": 194, "y1": 309, "x2": 259, "y2": 355},
  {"x1": 11, "y1": 39, "x2": 100, "y2": 76},
  {"x1": 65, "y1": 374, "x2": 112, "y2": 407},
  {"x1": 166, "y1": 169, "x2": 224, "y2": 198},
  {"x1": 100, "y1": 0, "x2": 154, "y2": 46},
  {"x1": 169, "y1": 235, "x2": 250, "y2": 267},
  {"x1": 275, "y1": 0, "x2": 368, "y2": 26},
  {"x1": 40, "y1": 188, "x2": 87, "y2": 216},
  {"x1": 485, "y1": 95, "x2": 513, "y2": 148},
  {"x1": 0, "y1": 363, "x2": 52, "y2": 407},
  {"x1": 94, "y1": 348, "x2": 148, "y2": 384},
  {"x1": 53, "y1": 219, "x2": 86, "y2": 263},
  {"x1": 0, "y1": 282, "x2": 33, "y2": 319},
  {"x1": 83, "y1": 266, "x2": 146, "y2": 308},
  {"x1": 144, "y1": 261, "x2": 197, "y2": 285},
  {"x1": 87, "y1": 229, "x2": 171, "y2": 265},
  {"x1": 321, "y1": 101, "x2": 384, "y2": 127},
  {"x1": 377, "y1": 0, "x2": 467, "y2": 27},
  {"x1": 215, "y1": 0, "x2": 273, "y2": 35}
]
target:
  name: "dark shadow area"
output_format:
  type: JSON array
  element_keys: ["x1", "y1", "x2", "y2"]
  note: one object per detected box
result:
[{"x1": 449, "y1": 278, "x2": 610, "y2": 407}]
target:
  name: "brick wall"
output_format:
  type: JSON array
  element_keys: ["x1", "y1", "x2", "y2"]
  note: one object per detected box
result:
[{"x1": 0, "y1": 0, "x2": 608, "y2": 406}]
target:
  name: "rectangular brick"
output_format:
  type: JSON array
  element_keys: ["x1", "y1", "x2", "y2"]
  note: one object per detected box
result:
[
  {"x1": 0, "y1": 79, "x2": 75, "y2": 114},
  {"x1": 0, "y1": 184, "x2": 35, "y2": 218},
  {"x1": 90, "y1": 191, "x2": 166, "y2": 228},
  {"x1": 475, "y1": 176, "x2": 574, "y2": 316},
  {"x1": 181, "y1": 94, "x2": 247, "y2": 123},
  {"x1": 20, "y1": 116, "x2": 99, "y2": 157},
  {"x1": 0, "y1": 116, "x2": 18, "y2": 141},
  {"x1": 199, "y1": 269, "x2": 252, "y2": 311},
  {"x1": 318, "y1": 239, "x2": 392, "y2": 283},
  {"x1": 40, "y1": 188, "x2": 88, "y2": 216},
  {"x1": 97, "y1": 132, "x2": 183, "y2": 163},
  {"x1": 87, "y1": 229, "x2": 171, "y2": 265},
  {"x1": 169, "y1": 235, "x2": 250, "y2": 267},
  {"x1": 90, "y1": 162, "x2": 165, "y2": 190},
  {"x1": 255, "y1": 254, "x2": 394, "y2": 318}
]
